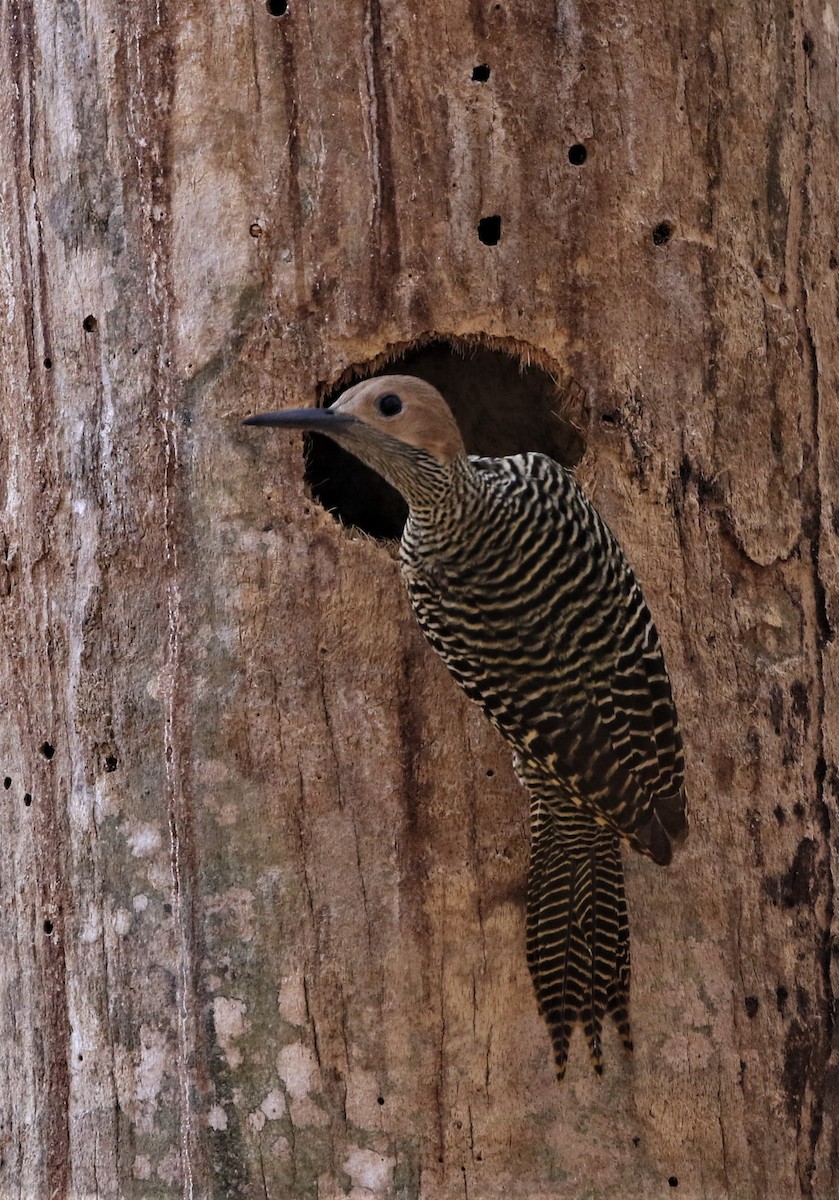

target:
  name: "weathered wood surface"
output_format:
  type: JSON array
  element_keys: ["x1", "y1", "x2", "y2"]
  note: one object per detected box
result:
[{"x1": 1, "y1": 1, "x2": 838, "y2": 1197}]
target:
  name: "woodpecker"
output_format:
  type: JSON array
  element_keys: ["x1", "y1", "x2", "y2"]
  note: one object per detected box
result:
[{"x1": 245, "y1": 375, "x2": 687, "y2": 1079}]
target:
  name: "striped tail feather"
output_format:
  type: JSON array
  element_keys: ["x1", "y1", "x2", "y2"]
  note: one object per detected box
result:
[{"x1": 527, "y1": 799, "x2": 632, "y2": 1079}]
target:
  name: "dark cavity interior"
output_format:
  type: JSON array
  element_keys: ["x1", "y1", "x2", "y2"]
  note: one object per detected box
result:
[{"x1": 304, "y1": 338, "x2": 585, "y2": 542}]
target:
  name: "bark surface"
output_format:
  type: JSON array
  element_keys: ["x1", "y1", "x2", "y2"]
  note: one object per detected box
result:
[{"x1": 1, "y1": 1, "x2": 838, "y2": 1197}]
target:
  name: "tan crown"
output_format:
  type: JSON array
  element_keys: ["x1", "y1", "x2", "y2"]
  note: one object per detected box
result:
[{"x1": 332, "y1": 375, "x2": 465, "y2": 464}]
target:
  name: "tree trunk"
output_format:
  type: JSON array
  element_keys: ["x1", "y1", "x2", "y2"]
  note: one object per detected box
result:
[{"x1": 2, "y1": 1, "x2": 837, "y2": 1197}]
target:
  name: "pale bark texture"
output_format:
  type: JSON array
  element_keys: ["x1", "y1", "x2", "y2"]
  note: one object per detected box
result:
[{"x1": 1, "y1": 1, "x2": 838, "y2": 1197}]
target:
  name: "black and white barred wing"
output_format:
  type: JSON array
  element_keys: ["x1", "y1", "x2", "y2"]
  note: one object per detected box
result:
[{"x1": 504, "y1": 454, "x2": 687, "y2": 862}]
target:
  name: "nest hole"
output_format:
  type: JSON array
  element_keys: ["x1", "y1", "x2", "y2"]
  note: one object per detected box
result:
[{"x1": 304, "y1": 337, "x2": 585, "y2": 541}]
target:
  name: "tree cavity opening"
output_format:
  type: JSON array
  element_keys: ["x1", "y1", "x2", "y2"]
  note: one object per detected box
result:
[{"x1": 304, "y1": 336, "x2": 585, "y2": 542}]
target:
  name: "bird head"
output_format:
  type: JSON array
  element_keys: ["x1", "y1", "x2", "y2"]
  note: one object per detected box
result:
[{"x1": 244, "y1": 375, "x2": 466, "y2": 507}]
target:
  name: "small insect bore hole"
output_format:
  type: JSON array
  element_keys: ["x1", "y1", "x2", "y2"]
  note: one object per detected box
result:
[
  {"x1": 82, "y1": 315, "x2": 97, "y2": 333},
  {"x1": 568, "y1": 143, "x2": 587, "y2": 165},
  {"x1": 266, "y1": 0, "x2": 288, "y2": 14},
  {"x1": 477, "y1": 215, "x2": 502, "y2": 245},
  {"x1": 652, "y1": 221, "x2": 673, "y2": 246},
  {"x1": 3, "y1": 777, "x2": 10, "y2": 789},
  {"x1": 472, "y1": 64, "x2": 490, "y2": 82},
  {"x1": 44, "y1": 920, "x2": 54, "y2": 934},
  {"x1": 41, "y1": 741, "x2": 55, "y2": 760}
]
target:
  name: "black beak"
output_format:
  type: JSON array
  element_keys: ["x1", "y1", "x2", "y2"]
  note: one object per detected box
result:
[{"x1": 243, "y1": 407, "x2": 357, "y2": 432}]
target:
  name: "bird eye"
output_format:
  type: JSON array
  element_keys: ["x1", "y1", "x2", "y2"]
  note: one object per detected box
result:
[{"x1": 377, "y1": 393, "x2": 403, "y2": 417}]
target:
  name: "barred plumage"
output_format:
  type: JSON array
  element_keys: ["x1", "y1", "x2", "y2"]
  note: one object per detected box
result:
[{"x1": 245, "y1": 374, "x2": 688, "y2": 1080}]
